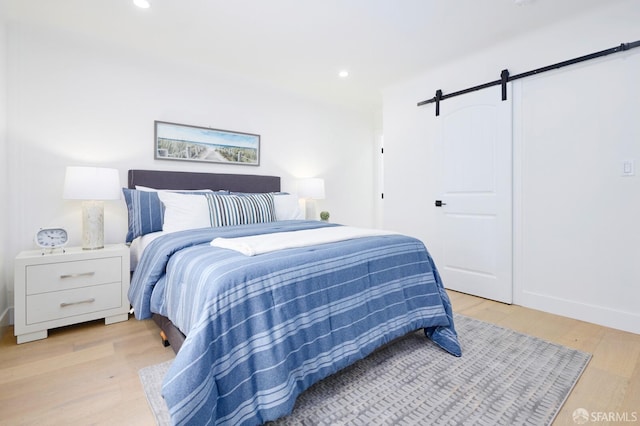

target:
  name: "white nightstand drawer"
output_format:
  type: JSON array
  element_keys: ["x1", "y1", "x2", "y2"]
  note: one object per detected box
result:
[
  {"x1": 26, "y1": 257, "x2": 122, "y2": 295},
  {"x1": 26, "y1": 282, "x2": 123, "y2": 325}
]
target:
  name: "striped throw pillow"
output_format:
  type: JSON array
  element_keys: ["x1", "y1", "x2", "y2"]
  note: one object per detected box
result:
[{"x1": 205, "y1": 193, "x2": 276, "y2": 227}]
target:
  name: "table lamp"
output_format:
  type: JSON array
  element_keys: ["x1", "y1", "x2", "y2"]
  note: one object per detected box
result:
[
  {"x1": 63, "y1": 166, "x2": 121, "y2": 250},
  {"x1": 297, "y1": 178, "x2": 325, "y2": 220}
]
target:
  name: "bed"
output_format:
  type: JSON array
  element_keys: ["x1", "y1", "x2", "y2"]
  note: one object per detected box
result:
[{"x1": 125, "y1": 169, "x2": 461, "y2": 426}]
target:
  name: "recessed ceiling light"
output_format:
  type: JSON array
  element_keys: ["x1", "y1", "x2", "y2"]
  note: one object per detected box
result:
[
  {"x1": 338, "y1": 70, "x2": 349, "y2": 78},
  {"x1": 133, "y1": 0, "x2": 151, "y2": 8}
]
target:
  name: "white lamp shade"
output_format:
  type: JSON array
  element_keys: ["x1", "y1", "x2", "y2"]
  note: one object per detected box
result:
[
  {"x1": 63, "y1": 167, "x2": 121, "y2": 200},
  {"x1": 297, "y1": 178, "x2": 325, "y2": 200}
]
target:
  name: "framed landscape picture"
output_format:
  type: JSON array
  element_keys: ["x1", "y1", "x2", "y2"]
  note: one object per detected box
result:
[{"x1": 154, "y1": 121, "x2": 260, "y2": 166}]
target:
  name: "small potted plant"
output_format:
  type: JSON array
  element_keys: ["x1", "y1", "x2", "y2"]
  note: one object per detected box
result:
[{"x1": 320, "y1": 211, "x2": 330, "y2": 222}]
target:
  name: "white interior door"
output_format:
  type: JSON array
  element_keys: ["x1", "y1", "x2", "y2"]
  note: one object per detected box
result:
[{"x1": 434, "y1": 86, "x2": 512, "y2": 303}]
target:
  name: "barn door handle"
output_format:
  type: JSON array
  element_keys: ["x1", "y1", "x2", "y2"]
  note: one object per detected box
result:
[{"x1": 435, "y1": 200, "x2": 446, "y2": 207}]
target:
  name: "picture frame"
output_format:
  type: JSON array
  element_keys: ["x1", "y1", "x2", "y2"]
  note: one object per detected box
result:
[{"x1": 154, "y1": 121, "x2": 260, "y2": 166}]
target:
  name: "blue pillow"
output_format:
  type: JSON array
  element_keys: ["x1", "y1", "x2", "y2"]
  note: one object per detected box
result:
[{"x1": 122, "y1": 188, "x2": 164, "y2": 243}]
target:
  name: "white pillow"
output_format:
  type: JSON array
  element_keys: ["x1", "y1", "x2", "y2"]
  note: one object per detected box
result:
[
  {"x1": 157, "y1": 191, "x2": 212, "y2": 233},
  {"x1": 135, "y1": 185, "x2": 161, "y2": 191},
  {"x1": 274, "y1": 193, "x2": 304, "y2": 220}
]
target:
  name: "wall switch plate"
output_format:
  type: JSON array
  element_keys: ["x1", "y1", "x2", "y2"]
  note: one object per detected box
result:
[{"x1": 622, "y1": 160, "x2": 635, "y2": 177}]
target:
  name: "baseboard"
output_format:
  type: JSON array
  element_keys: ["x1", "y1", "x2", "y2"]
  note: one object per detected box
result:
[{"x1": 519, "y1": 290, "x2": 640, "y2": 335}]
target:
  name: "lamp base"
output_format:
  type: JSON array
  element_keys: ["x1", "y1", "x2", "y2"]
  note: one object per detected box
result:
[
  {"x1": 82, "y1": 200, "x2": 105, "y2": 250},
  {"x1": 304, "y1": 199, "x2": 318, "y2": 221}
]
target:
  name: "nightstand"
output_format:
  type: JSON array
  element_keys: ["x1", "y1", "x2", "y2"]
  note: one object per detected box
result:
[{"x1": 14, "y1": 244, "x2": 130, "y2": 344}]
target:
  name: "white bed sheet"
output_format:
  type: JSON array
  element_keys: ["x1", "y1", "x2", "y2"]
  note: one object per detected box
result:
[{"x1": 129, "y1": 231, "x2": 164, "y2": 271}]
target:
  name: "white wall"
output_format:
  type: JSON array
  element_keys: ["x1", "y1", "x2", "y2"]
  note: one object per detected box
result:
[
  {"x1": 0, "y1": 5, "x2": 9, "y2": 337},
  {"x1": 4, "y1": 23, "x2": 376, "y2": 308},
  {"x1": 383, "y1": 1, "x2": 640, "y2": 334}
]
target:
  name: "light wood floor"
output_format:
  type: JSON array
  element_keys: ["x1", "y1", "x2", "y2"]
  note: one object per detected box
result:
[{"x1": 0, "y1": 291, "x2": 638, "y2": 425}]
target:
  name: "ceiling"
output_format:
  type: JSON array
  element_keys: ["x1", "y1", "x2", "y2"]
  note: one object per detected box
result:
[{"x1": 1, "y1": 0, "x2": 628, "y2": 112}]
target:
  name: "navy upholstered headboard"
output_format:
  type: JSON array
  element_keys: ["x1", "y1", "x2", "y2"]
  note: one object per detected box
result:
[{"x1": 127, "y1": 169, "x2": 281, "y2": 193}]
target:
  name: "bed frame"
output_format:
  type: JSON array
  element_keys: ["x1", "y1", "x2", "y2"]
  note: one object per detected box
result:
[{"x1": 128, "y1": 169, "x2": 281, "y2": 352}]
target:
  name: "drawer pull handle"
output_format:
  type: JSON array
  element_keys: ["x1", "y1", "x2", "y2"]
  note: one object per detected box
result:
[
  {"x1": 60, "y1": 272, "x2": 95, "y2": 279},
  {"x1": 60, "y1": 298, "x2": 96, "y2": 308}
]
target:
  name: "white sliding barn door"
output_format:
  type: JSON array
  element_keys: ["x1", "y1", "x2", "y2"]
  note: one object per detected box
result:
[{"x1": 434, "y1": 86, "x2": 513, "y2": 303}]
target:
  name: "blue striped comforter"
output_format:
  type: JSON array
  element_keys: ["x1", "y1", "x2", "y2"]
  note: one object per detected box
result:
[{"x1": 129, "y1": 221, "x2": 461, "y2": 425}]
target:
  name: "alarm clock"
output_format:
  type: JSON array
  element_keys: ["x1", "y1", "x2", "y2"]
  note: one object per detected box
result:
[{"x1": 35, "y1": 227, "x2": 69, "y2": 251}]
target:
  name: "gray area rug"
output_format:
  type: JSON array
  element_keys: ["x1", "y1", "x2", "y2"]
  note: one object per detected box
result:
[{"x1": 139, "y1": 314, "x2": 590, "y2": 425}]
